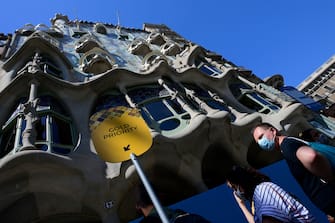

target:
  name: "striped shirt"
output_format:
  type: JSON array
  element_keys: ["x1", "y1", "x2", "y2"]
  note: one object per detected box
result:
[{"x1": 253, "y1": 182, "x2": 317, "y2": 223}]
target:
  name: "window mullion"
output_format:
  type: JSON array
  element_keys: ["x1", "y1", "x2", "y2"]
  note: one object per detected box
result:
[
  {"x1": 14, "y1": 117, "x2": 24, "y2": 152},
  {"x1": 46, "y1": 115, "x2": 52, "y2": 152}
]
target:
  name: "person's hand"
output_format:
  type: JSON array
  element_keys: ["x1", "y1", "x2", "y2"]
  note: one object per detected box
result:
[
  {"x1": 233, "y1": 191, "x2": 245, "y2": 204},
  {"x1": 328, "y1": 215, "x2": 335, "y2": 223}
]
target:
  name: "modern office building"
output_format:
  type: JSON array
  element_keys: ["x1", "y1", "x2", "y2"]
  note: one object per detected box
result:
[
  {"x1": 0, "y1": 14, "x2": 333, "y2": 223},
  {"x1": 281, "y1": 86, "x2": 324, "y2": 112},
  {"x1": 297, "y1": 55, "x2": 335, "y2": 107}
]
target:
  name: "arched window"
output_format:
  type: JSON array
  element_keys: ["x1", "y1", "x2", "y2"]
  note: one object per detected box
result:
[
  {"x1": 126, "y1": 85, "x2": 191, "y2": 136},
  {"x1": 229, "y1": 82, "x2": 280, "y2": 114},
  {"x1": 182, "y1": 83, "x2": 232, "y2": 113},
  {"x1": 92, "y1": 90, "x2": 129, "y2": 114},
  {"x1": 92, "y1": 85, "x2": 192, "y2": 137},
  {"x1": 194, "y1": 56, "x2": 222, "y2": 78},
  {"x1": 0, "y1": 96, "x2": 77, "y2": 158}
]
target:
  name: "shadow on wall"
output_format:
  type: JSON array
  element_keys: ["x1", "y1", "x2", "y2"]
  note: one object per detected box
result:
[{"x1": 202, "y1": 143, "x2": 235, "y2": 189}]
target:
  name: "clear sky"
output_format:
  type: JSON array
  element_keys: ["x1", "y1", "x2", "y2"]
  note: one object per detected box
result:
[{"x1": 1, "y1": 0, "x2": 334, "y2": 222}]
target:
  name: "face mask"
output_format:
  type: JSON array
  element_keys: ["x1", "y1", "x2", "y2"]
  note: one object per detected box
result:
[{"x1": 258, "y1": 135, "x2": 275, "y2": 151}]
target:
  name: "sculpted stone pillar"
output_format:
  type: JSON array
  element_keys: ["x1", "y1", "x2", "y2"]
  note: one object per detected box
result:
[{"x1": 21, "y1": 80, "x2": 39, "y2": 150}]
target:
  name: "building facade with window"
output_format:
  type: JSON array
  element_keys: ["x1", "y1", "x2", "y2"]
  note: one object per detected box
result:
[
  {"x1": 0, "y1": 14, "x2": 334, "y2": 223},
  {"x1": 297, "y1": 55, "x2": 335, "y2": 107}
]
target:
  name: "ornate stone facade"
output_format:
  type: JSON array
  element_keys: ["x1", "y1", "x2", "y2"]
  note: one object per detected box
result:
[{"x1": 0, "y1": 14, "x2": 333, "y2": 223}]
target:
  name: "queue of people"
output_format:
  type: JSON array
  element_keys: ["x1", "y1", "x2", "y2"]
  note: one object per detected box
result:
[
  {"x1": 252, "y1": 123, "x2": 335, "y2": 222},
  {"x1": 135, "y1": 122, "x2": 335, "y2": 223}
]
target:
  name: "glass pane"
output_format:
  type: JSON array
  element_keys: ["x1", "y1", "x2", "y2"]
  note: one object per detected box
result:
[
  {"x1": 18, "y1": 119, "x2": 26, "y2": 146},
  {"x1": 206, "y1": 100, "x2": 229, "y2": 111},
  {"x1": 140, "y1": 109, "x2": 152, "y2": 126},
  {"x1": 181, "y1": 114, "x2": 191, "y2": 120},
  {"x1": 250, "y1": 93, "x2": 273, "y2": 106},
  {"x1": 95, "y1": 94, "x2": 128, "y2": 113},
  {"x1": 35, "y1": 144, "x2": 48, "y2": 151},
  {"x1": 166, "y1": 99, "x2": 185, "y2": 114},
  {"x1": 52, "y1": 146, "x2": 71, "y2": 155},
  {"x1": 128, "y1": 87, "x2": 163, "y2": 104},
  {"x1": 240, "y1": 95, "x2": 263, "y2": 112},
  {"x1": 188, "y1": 87, "x2": 209, "y2": 98},
  {"x1": 51, "y1": 116, "x2": 72, "y2": 145},
  {"x1": 144, "y1": 101, "x2": 173, "y2": 121},
  {"x1": 0, "y1": 125, "x2": 16, "y2": 158},
  {"x1": 38, "y1": 95, "x2": 67, "y2": 114},
  {"x1": 262, "y1": 109, "x2": 271, "y2": 114},
  {"x1": 199, "y1": 64, "x2": 215, "y2": 76},
  {"x1": 269, "y1": 105, "x2": 279, "y2": 110},
  {"x1": 160, "y1": 119, "x2": 180, "y2": 130},
  {"x1": 194, "y1": 58, "x2": 202, "y2": 67},
  {"x1": 35, "y1": 116, "x2": 47, "y2": 141}
]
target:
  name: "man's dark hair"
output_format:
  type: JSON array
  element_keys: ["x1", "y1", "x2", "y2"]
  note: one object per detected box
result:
[{"x1": 251, "y1": 122, "x2": 278, "y2": 135}]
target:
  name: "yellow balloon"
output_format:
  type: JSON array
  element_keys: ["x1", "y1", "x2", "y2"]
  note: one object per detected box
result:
[{"x1": 89, "y1": 106, "x2": 153, "y2": 163}]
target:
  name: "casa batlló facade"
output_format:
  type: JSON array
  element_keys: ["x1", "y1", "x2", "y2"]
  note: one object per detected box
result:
[{"x1": 0, "y1": 14, "x2": 334, "y2": 223}]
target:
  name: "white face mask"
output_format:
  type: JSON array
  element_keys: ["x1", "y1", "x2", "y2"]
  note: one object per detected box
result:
[{"x1": 257, "y1": 135, "x2": 275, "y2": 151}]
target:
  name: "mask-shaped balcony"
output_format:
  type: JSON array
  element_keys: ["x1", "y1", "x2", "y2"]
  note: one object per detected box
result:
[
  {"x1": 142, "y1": 51, "x2": 169, "y2": 71},
  {"x1": 16, "y1": 24, "x2": 35, "y2": 36},
  {"x1": 160, "y1": 41, "x2": 181, "y2": 56},
  {"x1": 147, "y1": 32, "x2": 166, "y2": 46},
  {"x1": 31, "y1": 31, "x2": 60, "y2": 49},
  {"x1": 128, "y1": 38, "x2": 151, "y2": 56},
  {"x1": 94, "y1": 23, "x2": 107, "y2": 35},
  {"x1": 75, "y1": 35, "x2": 101, "y2": 53},
  {"x1": 79, "y1": 48, "x2": 116, "y2": 75}
]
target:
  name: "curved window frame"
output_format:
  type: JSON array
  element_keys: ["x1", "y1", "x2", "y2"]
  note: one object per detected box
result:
[
  {"x1": 230, "y1": 82, "x2": 280, "y2": 114},
  {"x1": 93, "y1": 86, "x2": 192, "y2": 137},
  {"x1": 182, "y1": 83, "x2": 231, "y2": 113},
  {"x1": 0, "y1": 97, "x2": 77, "y2": 158},
  {"x1": 127, "y1": 85, "x2": 191, "y2": 136},
  {"x1": 194, "y1": 57, "x2": 222, "y2": 78}
]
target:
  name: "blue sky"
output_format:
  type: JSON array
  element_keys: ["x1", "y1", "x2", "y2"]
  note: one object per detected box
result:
[{"x1": 1, "y1": 0, "x2": 334, "y2": 222}]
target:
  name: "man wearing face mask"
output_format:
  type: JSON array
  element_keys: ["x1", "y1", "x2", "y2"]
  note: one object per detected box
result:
[{"x1": 252, "y1": 122, "x2": 335, "y2": 221}]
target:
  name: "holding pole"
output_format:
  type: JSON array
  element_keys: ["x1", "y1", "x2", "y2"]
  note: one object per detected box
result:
[
  {"x1": 89, "y1": 106, "x2": 169, "y2": 222},
  {"x1": 131, "y1": 153, "x2": 169, "y2": 223}
]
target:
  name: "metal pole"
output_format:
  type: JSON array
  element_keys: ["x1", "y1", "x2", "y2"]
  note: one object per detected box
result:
[{"x1": 130, "y1": 153, "x2": 169, "y2": 223}]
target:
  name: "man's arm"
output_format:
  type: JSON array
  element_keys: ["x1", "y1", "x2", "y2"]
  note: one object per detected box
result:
[{"x1": 296, "y1": 145, "x2": 334, "y2": 182}]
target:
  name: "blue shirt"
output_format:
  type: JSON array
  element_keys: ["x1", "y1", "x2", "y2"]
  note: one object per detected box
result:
[
  {"x1": 253, "y1": 182, "x2": 317, "y2": 223},
  {"x1": 281, "y1": 137, "x2": 335, "y2": 215}
]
